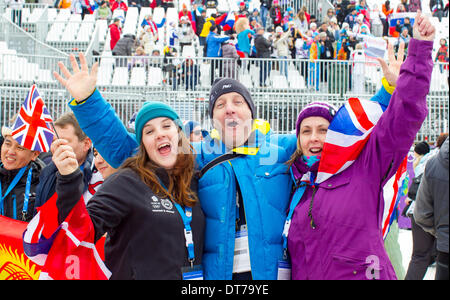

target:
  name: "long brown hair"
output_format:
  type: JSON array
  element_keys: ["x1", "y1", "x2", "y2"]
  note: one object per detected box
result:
[{"x1": 120, "y1": 127, "x2": 198, "y2": 207}]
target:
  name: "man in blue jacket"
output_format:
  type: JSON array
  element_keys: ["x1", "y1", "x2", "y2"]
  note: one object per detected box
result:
[{"x1": 206, "y1": 24, "x2": 229, "y2": 85}]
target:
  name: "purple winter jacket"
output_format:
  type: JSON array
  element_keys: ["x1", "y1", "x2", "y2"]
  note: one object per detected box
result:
[{"x1": 287, "y1": 39, "x2": 434, "y2": 280}]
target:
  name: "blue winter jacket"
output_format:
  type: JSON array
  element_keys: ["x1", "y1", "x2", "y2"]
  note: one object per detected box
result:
[{"x1": 206, "y1": 32, "x2": 230, "y2": 57}]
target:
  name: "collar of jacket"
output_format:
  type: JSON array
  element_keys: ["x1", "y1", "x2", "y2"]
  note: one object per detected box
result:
[
  {"x1": 0, "y1": 160, "x2": 42, "y2": 184},
  {"x1": 208, "y1": 119, "x2": 271, "y2": 156},
  {"x1": 291, "y1": 155, "x2": 320, "y2": 183}
]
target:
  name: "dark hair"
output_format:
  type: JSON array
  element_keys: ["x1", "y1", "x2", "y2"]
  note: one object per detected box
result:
[
  {"x1": 54, "y1": 112, "x2": 88, "y2": 141},
  {"x1": 436, "y1": 133, "x2": 449, "y2": 148}
]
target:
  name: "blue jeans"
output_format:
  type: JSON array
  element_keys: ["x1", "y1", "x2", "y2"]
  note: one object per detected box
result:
[{"x1": 260, "y1": 6, "x2": 268, "y2": 28}]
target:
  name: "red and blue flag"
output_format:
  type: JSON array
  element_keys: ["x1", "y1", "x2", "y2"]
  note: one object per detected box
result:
[
  {"x1": 23, "y1": 194, "x2": 110, "y2": 280},
  {"x1": 389, "y1": 12, "x2": 415, "y2": 36},
  {"x1": 219, "y1": 12, "x2": 235, "y2": 31}
]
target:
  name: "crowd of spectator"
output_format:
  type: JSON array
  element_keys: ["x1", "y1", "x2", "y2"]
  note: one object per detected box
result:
[{"x1": 42, "y1": 0, "x2": 449, "y2": 89}]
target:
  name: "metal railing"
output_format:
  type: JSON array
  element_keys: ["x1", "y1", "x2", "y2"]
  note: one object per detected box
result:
[{"x1": 1, "y1": 53, "x2": 448, "y2": 143}]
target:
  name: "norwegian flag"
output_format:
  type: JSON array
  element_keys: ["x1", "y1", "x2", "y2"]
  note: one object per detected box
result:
[
  {"x1": 23, "y1": 194, "x2": 110, "y2": 280},
  {"x1": 11, "y1": 84, "x2": 55, "y2": 153}
]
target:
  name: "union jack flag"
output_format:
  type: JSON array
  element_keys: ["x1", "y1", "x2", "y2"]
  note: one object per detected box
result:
[
  {"x1": 316, "y1": 97, "x2": 404, "y2": 240},
  {"x1": 11, "y1": 85, "x2": 55, "y2": 152},
  {"x1": 316, "y1": 97, "x2": 386, "y2": 184}
]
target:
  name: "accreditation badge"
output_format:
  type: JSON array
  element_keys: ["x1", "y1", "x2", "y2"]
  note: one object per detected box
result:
[
  {"x1": 232, "y1": 228, "x2": 251, "y2": 274},
  {"x1": 181, "y1": 264, "x2": 204, "y2": 280},
  {"x1": 277, "y1": 260, "x2": 292, "y2": 280}
]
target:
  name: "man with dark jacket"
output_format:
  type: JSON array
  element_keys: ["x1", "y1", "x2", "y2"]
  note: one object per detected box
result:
[
  {"x1": 112, "y1": 33, "x2": 136, "y2": 67},
  {"x1": 1, "y1": 127, "x2": 44, "y2": 222},
  {"x1": 35, "y1": 112, "x2": 94, "y2": 212},
  {"x1": 254, "y1": 26, "x2": 272, "y2": 86},
  {"x1": 415, "y1": 138, "x2": 449, "y2": 280}
]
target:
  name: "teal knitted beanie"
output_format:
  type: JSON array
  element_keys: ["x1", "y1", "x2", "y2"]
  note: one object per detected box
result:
[{"x1": 134, "y1": 101, "x2": 182, "y2": 143}]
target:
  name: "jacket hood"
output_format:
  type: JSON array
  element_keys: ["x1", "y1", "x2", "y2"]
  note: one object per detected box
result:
[{"x1": 438, "y1": 137, "x2": 449, "y2": 169}]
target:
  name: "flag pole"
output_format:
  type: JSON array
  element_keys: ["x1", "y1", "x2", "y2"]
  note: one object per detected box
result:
[
  {"x1": 50, "y1": 122, "x2": 60, "y2": 139},
  {"x1": 33, "y1": 81, "x2": 60, "y2": 140}
]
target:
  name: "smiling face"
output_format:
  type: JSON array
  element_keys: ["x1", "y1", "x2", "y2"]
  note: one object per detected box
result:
[
  {"x1": 190, "y1": 125, "x2": 203, "y2": 142},
  {"x1": 141, "y1": 117, "x2": 180, "y2": 170},
  {"x1": 298, "y1": 116, "x2": 330, "y2": 157},
  {"x1": 93, "y1": 149, "x2": 117, "y2": 179},
  {"x1": 212, "y1": 92, "x2": 253, "y2": 149},
  {"x1": 1, "y1": 136, "x2": 39, "y2": 170}
]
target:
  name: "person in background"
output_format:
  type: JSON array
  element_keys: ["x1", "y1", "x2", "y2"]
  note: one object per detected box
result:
[
  {"x1": 435, "y1": 38, "x2": 449, "y2": 73},
  {"x1": 221, "y1": 35, "x2": 240, "y2": 80},
  {"x1": 183, "y1": 121, "x2": 203, "y2": 142},
  {"x1": 196, "y1": 7, "x2": 207, "y2": 45},
  {"x1": 178, "y1": 3, "x2": 196, "y2": 33},
  {"x1": 414, "y1": 138, "x2": 449, "y2": 280},
  {"x1": 112, "y1": 33, "x2": 136, "y2": 67},
  {"x1": 181, "y1": 58, "x2": 199, "y2": 90},
  {"x1": 1, "y1": 126, "x2": 43, "y2": 222},
  {"x1": 273, "y1": 26, "x2": 291, "y2": 79},
  {"x1": 110, "y1": 0, "x2": 128, "y2": 13},
  {"x1": 35, "y1": 112, "x2": 94, "y2": 209},
  {"x1": 178, "y1": 16, "x2": 195, "y2": 54},
  {"x1": 254, "y1": 26, "x2": 272, "y2": 87},
  {"x1": 97, "y1": 1, "x2": 112, "y2": 21},
  {"x1": 109, "y1": 17, "x2": 122, "y2": 51},
  {"x1": 269, "y1": 0, "x2": 283, "y2": 29},
  {"x1": 382, "y1": 1, "x2": 394, "y2": 36},
  {"x1": 259, "y1": 0, "x2": 271, "y2": 28},
  {"x1": 405, "y1": 141, "x2": 437, "y2": 280},
  {"x1": 5, "y1": 0, "x2": 25, "y2": 27},
  {"x1": 235, "y1": 17, "x2": 254, "y2": 58},
  {"x1": 206, "y1": 24, "x2": 229, "y2": 85}
]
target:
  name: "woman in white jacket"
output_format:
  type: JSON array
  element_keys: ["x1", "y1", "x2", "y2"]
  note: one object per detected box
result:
[
  {"x1": 178, "y1": 16, "x2": 195, "y2": 55},
  {"x1": 273, "y1": 26, "x2": 291, "y2": 78}
]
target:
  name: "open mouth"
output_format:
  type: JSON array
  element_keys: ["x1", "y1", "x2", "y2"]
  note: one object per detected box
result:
[
  {"x1": 226, "y1": 120, "x2": 239, "y2": 128},
  {"x1": 309, "y1": 148, "x2": 322, "y2": 155},
  {"x1": 158, "y1": 143, "x2": 172, "y2": 156}
]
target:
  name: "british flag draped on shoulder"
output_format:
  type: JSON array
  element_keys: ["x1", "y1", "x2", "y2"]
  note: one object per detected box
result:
[
  {"x1": 11, "y1": 84, "x2": 54, "y2": 153},
  {"x1": 315, "y1": 97, "x2": 405, "y2": 239},
  {"x1": 22, "y1": 194, "x2": 111, "y2": 280}
]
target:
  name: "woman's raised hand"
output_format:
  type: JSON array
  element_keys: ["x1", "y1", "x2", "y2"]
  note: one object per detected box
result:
[
  {"x1": 413, "y1": 10, "x2": 436, "y2": 41},
  {"x1": 53, "y1": 52, "x2": 99, "y2": 102}
]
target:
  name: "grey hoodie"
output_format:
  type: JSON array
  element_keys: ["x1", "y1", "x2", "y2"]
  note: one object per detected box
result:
[{"x1": 415, "y1": 138, "x2": 449, "y2": 253}]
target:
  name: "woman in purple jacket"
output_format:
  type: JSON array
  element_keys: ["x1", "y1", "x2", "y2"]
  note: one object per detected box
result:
[{"x1": 285, "y1": 12, "x2": 436, "y2": 280}]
